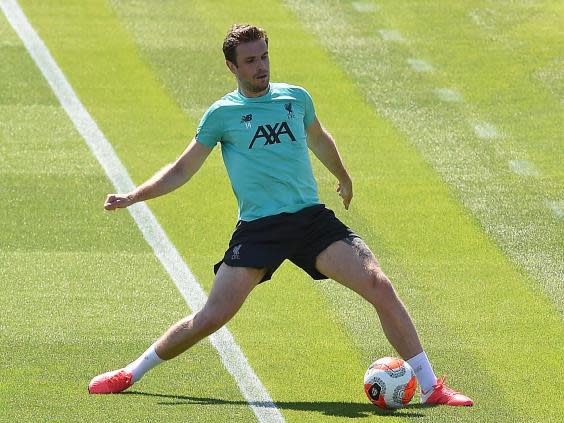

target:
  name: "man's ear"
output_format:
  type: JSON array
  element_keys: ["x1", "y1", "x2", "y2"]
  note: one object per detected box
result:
[{"x1": 226, "y1": 59, "x2": 238, "y2": 75}]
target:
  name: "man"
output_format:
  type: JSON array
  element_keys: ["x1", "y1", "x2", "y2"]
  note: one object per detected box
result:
[{"x1": 89, "y1": 24, "x2": 473, "y2": 407}]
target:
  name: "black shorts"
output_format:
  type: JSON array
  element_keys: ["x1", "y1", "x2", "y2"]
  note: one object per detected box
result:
[{"x1": 213, "y1": 204, "x2": 359, "y2": 283}]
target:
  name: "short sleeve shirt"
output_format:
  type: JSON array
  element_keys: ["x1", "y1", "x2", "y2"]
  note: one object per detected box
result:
[{"x1": 196, "y1": 83, "x2": 320, "y2": 221}]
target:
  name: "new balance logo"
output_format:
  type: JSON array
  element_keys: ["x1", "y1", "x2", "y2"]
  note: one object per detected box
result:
[
  {"x1": 248, "y1": 121, "x2": 296, "y2": 149},
  {"x1": 241, "y1": 114, "x2": 253, "y2": 129}
]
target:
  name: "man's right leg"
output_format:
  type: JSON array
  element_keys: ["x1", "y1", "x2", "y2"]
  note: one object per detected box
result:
[
  {"x1": 154, "y1": 264, "x2": 266, "y2": 359},
  {"x1": 88, "y1": 264, "x2": 266, "y2": 394}
]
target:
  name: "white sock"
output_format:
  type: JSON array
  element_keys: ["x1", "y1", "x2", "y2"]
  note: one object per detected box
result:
[
  {"x1": 125, "y1": 345, "x2": 165, "y2": 383},
  {"x1": 407, "y1": 351, "x2": 437, "y2": 393}
]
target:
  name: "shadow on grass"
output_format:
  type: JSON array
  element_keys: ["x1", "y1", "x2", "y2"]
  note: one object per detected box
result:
[{"x1": 123, "y1": 391, "x2": 427, "y2": 418}]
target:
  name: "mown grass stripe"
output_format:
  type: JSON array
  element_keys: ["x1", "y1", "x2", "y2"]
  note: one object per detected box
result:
[
  {"x1": 283, "y1": 0, "x2": 563, "y2": 421},
  {"x1": 6, "y1": 0, "x2": 562, "y2": 421},
  {"x1": 286, "y1": 0, "x2": 564, "y2": 316},
  {"x1": 107, "y1": 0, "x2": 563, "y2": 420},
  {"x1": 0, "y1": 1, "x2": 284, "y2": 421}
]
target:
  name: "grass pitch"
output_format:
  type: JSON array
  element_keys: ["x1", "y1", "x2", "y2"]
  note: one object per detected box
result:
[{"x1": 1, "y1": 0, "x2": 562, "y2": 422}]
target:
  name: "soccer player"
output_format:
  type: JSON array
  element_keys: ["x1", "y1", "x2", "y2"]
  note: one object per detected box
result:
[{"x1": 89, "y1": 24, "x2": 473, "y2": 407}]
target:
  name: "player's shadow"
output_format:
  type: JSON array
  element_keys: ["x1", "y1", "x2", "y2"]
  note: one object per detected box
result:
[{"x1": 123, "y1": 391, "x2": 427, "y2": 418}]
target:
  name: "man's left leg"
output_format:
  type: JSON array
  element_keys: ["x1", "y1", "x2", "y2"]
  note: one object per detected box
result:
[{"x1": 315, "y1": 237, "x2": 473, "y2": 406}]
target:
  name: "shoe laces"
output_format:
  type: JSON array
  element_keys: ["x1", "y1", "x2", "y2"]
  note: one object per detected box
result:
[
  {"x1": 434, "y1": 375, "x2": 459, "y2": 398},
  {"x1": 108, "y1": 370, "x2": 126, "y2": 385}
]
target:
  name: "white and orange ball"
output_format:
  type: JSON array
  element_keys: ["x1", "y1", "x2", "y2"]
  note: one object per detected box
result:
[{"x1": 364, "y1": 357, "x2": 417, "y2": 409}]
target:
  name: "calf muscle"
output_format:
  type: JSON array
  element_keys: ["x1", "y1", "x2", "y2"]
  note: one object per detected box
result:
[
  {"x1": 154, "y1": 264, "x2": 265, "y2": 360},
  {"x1": 316, "y1": 239, "x2": 423, "y2": 359}
]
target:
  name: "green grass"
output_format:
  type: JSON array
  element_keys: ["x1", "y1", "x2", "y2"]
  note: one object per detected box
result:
[
  {"x1": 285, "y1": 0, "x2": 564, "y2": 313},
  {"x1": 0, "y1": 13, "x2": 256, "y2": 420},
  {"x1": 1, "y1": 0, "x2": 562, "y2": 421}
]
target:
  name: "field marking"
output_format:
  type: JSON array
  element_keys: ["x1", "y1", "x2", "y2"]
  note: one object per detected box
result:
[
  {"x1": 378, "y1": 29, "x2": 405, "y2": 42},
  {"x1": 407, "y1": 58, "x2": 434, "y2": 73},
  {"x1": 352, "y1": 2, "x2": 377, "y2": 13},
  {"x1": 545, "y1": 200, "x2": 564, "y2": 218},
  {"x1": 434, "y1": 87, "x2": 463, "y2": 103},
  {"x1": 474, "y1": 122, "x2": 499, "y2": 139},
  {"x1": 0, "y1": 1, "x2": 284, "y2": 421},
  {"x1": 508, "y1": 159, "x2": 540, "y2": 177}
]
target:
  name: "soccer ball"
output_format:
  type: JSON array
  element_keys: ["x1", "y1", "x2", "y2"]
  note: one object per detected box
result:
[{"x1": 364, "y1": 357, "x2": 417, "y2": 409}]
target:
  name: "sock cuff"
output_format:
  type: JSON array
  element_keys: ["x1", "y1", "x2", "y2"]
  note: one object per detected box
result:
[
  {"x1": 406, "y1": 351, "x2": 428, "y2": 367},
  {"x1": 148, "y1": 345, "x2": 165, "y2": 363},
  {"x1": 406, "y1": 350, "x2": 437, "y2": 392}
]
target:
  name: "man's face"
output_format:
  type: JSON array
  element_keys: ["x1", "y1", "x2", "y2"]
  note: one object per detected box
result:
[{"x1": 227, "y1": 39, "x2": 270, "y2": 95}]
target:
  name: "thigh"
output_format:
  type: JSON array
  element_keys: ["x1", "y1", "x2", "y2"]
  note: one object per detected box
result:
[
  {"x1": 315, "y1": 237, "x2": 381, "y2": 300},
  {"x1": 214, "y1": 213, "x2": 300, "y2": 283},
  {"x1": 290, "y1": 206, "x2": 357, "y2": 279},
  {"x1": 204, "y1": 263, "x2": 267, "y2": 319}
]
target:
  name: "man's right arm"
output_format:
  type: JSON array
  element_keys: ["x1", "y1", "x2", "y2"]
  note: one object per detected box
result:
[{"x1": 104, "y1": 139, "x2": 213, "y2": 210}]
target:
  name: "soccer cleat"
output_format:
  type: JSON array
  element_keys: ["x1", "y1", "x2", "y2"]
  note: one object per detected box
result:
[
  {"x1": 421, "y1": 376, "x2": 473, "y2": 406},
  {"x1": 88, "y1": 369, "x2": 133, "y2": 394}
]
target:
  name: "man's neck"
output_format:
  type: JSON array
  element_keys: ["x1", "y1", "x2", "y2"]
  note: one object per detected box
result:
[{"x1": 238, "y1": 84, "x2": 269, "y2": 98}]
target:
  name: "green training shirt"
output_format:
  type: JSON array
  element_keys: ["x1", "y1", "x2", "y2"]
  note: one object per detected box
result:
[{"x1": 195, "y1": 83, "x2": 321, "y2": 221}]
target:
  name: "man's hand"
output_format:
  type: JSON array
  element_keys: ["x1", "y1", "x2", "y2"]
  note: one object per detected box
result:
[
  {"x1": 104, "y1": 193, "x2": 135, "y2": 211},
  {"x1": 337, "y1": 178, "x2": 353, "y2": 210}
]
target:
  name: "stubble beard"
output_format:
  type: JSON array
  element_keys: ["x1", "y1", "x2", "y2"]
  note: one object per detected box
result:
[
  {"x1": 240, "y1": 74, "x2": 269, "y2": 95},
  {"x1": 250, "y1": 77, "x2": 269, "y2": 93}
]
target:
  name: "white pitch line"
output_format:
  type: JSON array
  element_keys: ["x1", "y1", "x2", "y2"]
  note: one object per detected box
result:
[
  {"x1": 509, "y1": 159, "x2": 540, "y2": 177},
  {"x1": 0, "y1": 1, "x2": 284, "y2": 421},
  {"x1": 474, "y1": 122, "x2": 499, "y2": 139},
  {"x1": 378, "y1": 29, "x2": 405, "y2": 42},
  {"x1": 407, "y1": 58, "x2": 434, "y2": 73},
  {"x1": 545, "y1": 200, "x2": 564, "y2": 218},
  {"x1": 352, "y1": 2, "x2": 377, "y2": 13},
  {"x1": 434, "y1": 87, "x2": 463, "y2": 103}
]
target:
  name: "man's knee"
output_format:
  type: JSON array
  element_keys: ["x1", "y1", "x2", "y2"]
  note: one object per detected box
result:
[{"x1": 366, "y1": 269, "x2": 396, "y2": 303}]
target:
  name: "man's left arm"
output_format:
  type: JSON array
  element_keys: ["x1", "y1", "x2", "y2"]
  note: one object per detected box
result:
[{"x1": 306, "y1": 117, "x2": 353, "y2": 210}]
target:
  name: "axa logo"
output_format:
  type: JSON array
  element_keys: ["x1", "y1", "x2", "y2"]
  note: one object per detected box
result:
[{"x1": 248, "y1": 121, "x2": 296, "y2": 149}]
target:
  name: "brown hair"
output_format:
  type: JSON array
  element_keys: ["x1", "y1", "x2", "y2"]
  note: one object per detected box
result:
[{"x1": 223, "y1": 24, "x2": 268, "y2": 66}]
